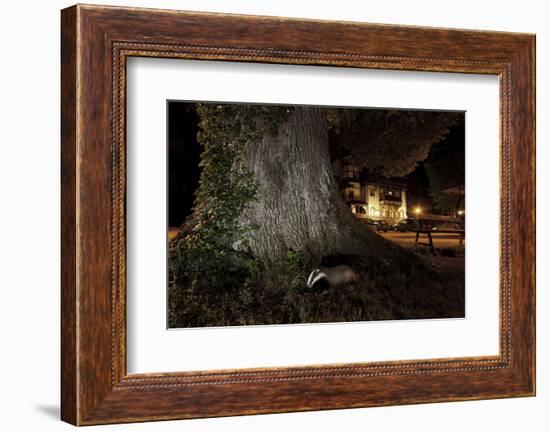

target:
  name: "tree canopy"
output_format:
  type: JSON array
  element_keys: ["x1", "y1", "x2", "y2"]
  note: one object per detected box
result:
[
  {"x1": 423, "y1": 117, "x2": 466, "y2": 213},
  {"x1": 327, "y1": 108, "x2": 461, "y2": 177},
  {"x1": 193, "y1": 104, "x2": 461, "y2": 178}
]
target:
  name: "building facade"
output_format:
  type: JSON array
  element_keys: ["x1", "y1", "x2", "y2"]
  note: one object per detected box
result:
[{"x1": 333, "y1": 161, "x2": 408, "y2": 225}]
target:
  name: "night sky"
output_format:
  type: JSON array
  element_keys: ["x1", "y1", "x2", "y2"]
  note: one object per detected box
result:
[{"x1": 168, "y1": 102, "x2": 201, "y2": 227}]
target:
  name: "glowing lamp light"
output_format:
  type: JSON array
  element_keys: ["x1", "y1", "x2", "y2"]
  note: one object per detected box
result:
[
  {"x1": 414, "y1": 207, "x2": 422, "y2": 215},
  {"x1": 458, "y1": 210, "x2": 465, "y2": 216}
]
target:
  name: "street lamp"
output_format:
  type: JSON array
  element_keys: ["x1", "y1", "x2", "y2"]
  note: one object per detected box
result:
[{"x1": 414, "y1": 207, "x2": 422, "y2": 216}]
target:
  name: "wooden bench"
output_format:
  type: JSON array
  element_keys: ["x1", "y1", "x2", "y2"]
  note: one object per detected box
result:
[{"x1": 414, "y1": 228, "x2": 465, "y2": 255}]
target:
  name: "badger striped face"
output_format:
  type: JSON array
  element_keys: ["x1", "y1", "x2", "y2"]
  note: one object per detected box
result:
[
  {"x1": 306, "y1": 265, "x2": 358, "y2": 288},
  {"x1": 306, "y1": 269, "x2": 326, "y2": 288}
]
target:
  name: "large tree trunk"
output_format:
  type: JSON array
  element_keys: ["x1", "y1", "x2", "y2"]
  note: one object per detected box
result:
[{"x1": 240, "y1": 106, "x2": 394, "y2": 266}]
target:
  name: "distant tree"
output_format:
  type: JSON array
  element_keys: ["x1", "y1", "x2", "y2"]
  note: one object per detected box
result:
[{"x1": 424, "y1": 117, "x2": 465, "y2": 214}]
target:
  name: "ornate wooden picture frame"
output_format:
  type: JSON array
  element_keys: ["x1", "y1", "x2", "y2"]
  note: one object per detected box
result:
[{"x1": 61, "y1": 4, "x2": 535, "y2": 425}]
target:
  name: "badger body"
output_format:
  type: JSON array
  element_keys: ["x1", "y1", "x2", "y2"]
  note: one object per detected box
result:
[{"x1": 306, "y1": 265, "x2": 358, "y2": 289}]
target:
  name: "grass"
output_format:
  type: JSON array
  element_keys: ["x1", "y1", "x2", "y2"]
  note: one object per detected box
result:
[{"x1": 168, "y1": 248, "x2": 464, "y2": 328}]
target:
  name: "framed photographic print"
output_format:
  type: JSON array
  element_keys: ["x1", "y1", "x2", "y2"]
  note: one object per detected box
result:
[{"x1": 61, "y1": 4, "x2": 535, "y2": 425}]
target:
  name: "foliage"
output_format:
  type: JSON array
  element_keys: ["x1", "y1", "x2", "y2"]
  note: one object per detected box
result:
[
  {"x1": 168, "y1": 249, "x2": 465, "y2": 328},
  {"x1": 328, "y1": 109, "x2": 461, "y2": 177},
  {"x1": 424, "y1": 119, "x2": 466, "y2": 213},
  {"x1": 168, "y1": 248, "x2": 307, "y2": 327},
  {"x1": 169, "y1": 104, "x2": 291, "y2": 291}
]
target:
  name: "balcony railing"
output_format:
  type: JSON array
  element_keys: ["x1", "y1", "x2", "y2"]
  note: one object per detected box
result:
[{"x1": 380, "y1": 194, "x2": 402, "y2": 204}]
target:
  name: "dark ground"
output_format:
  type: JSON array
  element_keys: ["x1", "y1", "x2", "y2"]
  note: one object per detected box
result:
[{"x1": 168, "y1": 230, "x2": 465, "y2": 328}]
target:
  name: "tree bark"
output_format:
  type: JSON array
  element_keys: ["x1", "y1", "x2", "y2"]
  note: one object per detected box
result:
[{"x1": 240, "y1": 106, "x2": 395, "y2": 266}]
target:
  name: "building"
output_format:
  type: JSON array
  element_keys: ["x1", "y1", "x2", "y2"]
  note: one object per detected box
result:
[{"x1": 333, "y1": 161, "x2": 408, "y2": 224}]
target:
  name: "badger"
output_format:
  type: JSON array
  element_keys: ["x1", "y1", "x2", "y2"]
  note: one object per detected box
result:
[{"x1": 306, "y1": 265, "x2": 358, "y2": 289}]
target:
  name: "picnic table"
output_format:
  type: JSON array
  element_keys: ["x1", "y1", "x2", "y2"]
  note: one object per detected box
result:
[{"x1": 414, "y1": 228, "x2": 465, "y2": 255}]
